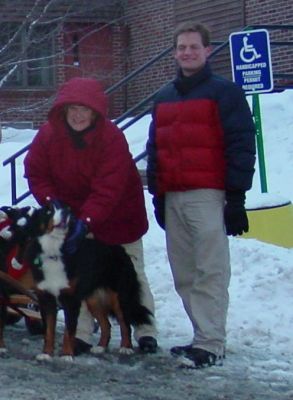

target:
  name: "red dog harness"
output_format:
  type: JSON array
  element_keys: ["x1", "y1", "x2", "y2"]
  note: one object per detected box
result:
[{"x1": 6, "y1": 245, "x2": 30, "y2": 280}]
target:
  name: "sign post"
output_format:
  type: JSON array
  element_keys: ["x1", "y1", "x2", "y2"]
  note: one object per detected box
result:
[
  {"x1": 252, "y1": 94, "x2": 268, "y2": 193},
  {"x1": 229, "y1": 29, "x2": 273, "y2": 193}
]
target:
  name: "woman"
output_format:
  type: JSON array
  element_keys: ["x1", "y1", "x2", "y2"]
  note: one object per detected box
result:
[{"x1": 24, "y1": 77, "x2": 158, "y2": 354}]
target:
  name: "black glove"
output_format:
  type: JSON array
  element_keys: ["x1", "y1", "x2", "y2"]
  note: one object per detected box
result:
[
  {"x1": 64, "y1": 219, "x2": 88, "y2": 254},
  {"x1": 224, "y1": 191, "x2": 248, "y2": 236},
  {"x1": 153, "y1": 195, "x2": 165, "y2": 230}
]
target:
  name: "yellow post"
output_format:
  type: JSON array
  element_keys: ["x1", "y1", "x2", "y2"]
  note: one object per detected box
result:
[{"x1": 242, "y1": 197, "x2": 293, "y2": 248}]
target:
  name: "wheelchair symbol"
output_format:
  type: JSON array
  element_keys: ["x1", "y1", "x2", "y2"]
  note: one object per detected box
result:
[{"x1": 240, "y1": 36, "x2": 262, "y2": 63}]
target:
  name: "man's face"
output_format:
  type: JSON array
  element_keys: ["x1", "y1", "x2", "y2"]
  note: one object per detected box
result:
[
  {"x1": 174, "y1": 31, "x2": 211, "y2": 77},
  {"x1": 66, "y1": 105, "x2": 95, "y2": 132}
]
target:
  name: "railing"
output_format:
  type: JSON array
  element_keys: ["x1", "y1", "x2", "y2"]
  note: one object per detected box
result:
[{"x1": 3, "y1": 24, "x2": 293, "y2": 204}]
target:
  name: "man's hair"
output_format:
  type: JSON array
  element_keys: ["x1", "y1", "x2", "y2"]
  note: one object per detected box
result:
[{"x1": 173, "y1": 22, "x2": 211, "y2": 48}]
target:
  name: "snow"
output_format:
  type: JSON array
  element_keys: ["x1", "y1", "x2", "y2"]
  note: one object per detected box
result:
[{"x1": 0, "y1": 90, "x2": 293, "y2": 399}]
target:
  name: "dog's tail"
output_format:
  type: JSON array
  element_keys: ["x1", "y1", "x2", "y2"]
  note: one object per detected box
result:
[
  {"x1": 107, "y1": 244, "x2": 153, "y2": 327},
  {"x1": 125, "y1": 301, "x2": 153, "y2": 327},
  {"x1": 117, "y1": 263, "x2": 153, "y2": 327}
]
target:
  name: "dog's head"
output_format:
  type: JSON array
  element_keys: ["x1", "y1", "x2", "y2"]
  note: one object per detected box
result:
[
  {"x1": 25, "y1": 201, "x2": 71, "y2": 238},
  {"x1": 50, "y1": 202, "x2": 72, "y2": 232}
]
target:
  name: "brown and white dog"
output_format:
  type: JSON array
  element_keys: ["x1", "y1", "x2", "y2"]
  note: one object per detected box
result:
[{"x1": 23, "y1": 203, "x2": 152, "y2": 361}]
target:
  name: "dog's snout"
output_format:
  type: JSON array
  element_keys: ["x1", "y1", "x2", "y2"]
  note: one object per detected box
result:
[{"x1": 52, "y1": 208, "x2": 70, "y2": 230}]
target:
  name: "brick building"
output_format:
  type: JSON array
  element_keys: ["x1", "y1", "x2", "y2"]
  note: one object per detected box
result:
[
  {"x1": 0, "y1": 0, "x2": 127, "y2": 127},
  {"x1": 0, "y1": 0, "x2": 292, "y2": 128}
]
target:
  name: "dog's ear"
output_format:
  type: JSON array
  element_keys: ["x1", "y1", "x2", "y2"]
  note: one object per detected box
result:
[
  {"x1": 50, "y1": 199, "x2": 68, "y2": 211},
  {"x1": 21, "y1": 206, "x2": 32, "y2": 214},
  {"x1": 40, "y1": 205, "x2": 55, "y2": 231},
  {"x1": 15, "y1": 207, "x2": 35, "y2": 227},
  {"x1": 21, "y1": 205, "x2": 51, "y2": 237}
]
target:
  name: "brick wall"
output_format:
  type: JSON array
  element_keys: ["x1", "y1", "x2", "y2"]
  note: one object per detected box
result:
[
  {"x1": 109, "y1": 23, "x2": 130, "y2": 117},
  {"x1": 124, "y1": 0, "x2": 175, "y2": 112},
  {"x1": 245, "y1": 0, "x2": 292, "y2": 87},
  {"x1": 0, "y1": 24, "x2": 63, "y2": 129}
]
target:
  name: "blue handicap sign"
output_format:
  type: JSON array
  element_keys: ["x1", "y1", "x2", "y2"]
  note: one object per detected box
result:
[{"x1": 229, "y1": 29, "x2": 273, "y2": 94}]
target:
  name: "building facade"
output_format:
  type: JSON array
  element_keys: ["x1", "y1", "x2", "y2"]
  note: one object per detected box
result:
[
  {"x1": 0, "y1": 0, "x2": 127, "y2": 127},
  {"x1": 0, "y1": 0, "x2": 291, "y2": 128}
]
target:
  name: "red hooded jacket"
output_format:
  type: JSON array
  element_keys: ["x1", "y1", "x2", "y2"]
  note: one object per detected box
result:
[{"x1": 24, "y1": 77, "x2": 148, "y2": 244}]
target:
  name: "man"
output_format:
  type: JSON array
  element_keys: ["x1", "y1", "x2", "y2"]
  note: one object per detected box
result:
[
  {"x1": 146, "y1": 22, "x2": 256, "y2": 368},
  {"x1": 24, "y1": 77, "x2": 158, "y2": 354}
]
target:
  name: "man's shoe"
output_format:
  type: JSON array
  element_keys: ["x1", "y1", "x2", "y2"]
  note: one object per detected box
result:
[
  {"x1": 171, "y1": 346, "x2": 222, "y2": 369},
  {"x1": 138, "y1": 336, "x2": 158, "y2": 353},
  {"x1": 74, "y1": 338, "x2": 92, "y2": 356}
]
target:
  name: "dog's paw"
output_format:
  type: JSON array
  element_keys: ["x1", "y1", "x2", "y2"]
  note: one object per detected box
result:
[
  {"x1": 91, "y1": 345, "x2": 107, "y2": 354},
  {"x1": 60, "y1": 355, "x2": 74, "y2": 363},
  {"x1": 36, "y1": 353, "x2": 53, "y2": 362},
  {"x1": 177, "y1": 355, "x2": 197, "y2": 369},
  {"x1": 119, "y1": 347, "x2": 134, "y2": 355}
]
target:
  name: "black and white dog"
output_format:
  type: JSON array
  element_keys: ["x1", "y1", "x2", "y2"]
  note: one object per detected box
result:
[
  {"x1": 0, "y1": 205, "x2": 46, "y2": 352},
  {"x1": 24, "y1": 203, "x2": 152, "y2": 361}
]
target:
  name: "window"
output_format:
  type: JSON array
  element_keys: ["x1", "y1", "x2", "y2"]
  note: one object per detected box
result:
[{"x1": 0, "y1": 22, "x2": 55, "y2": 89}]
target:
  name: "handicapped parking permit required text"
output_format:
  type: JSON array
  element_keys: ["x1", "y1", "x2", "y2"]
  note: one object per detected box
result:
[
  {"x1": 237, "y1": 63, "x2": 267, "y2": 91},
  {"x1": 229, "y1": 29, "x2": 273, "y2": 94}
]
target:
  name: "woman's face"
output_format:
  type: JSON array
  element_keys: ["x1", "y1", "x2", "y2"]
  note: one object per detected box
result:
[{"x1": 66, "y1": 104, "x2": 96, "y2": 131}]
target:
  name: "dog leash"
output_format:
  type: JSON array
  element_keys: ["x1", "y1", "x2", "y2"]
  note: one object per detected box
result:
[{"x1": 0, "y1": 270, "x2": 38, "y2": 303}]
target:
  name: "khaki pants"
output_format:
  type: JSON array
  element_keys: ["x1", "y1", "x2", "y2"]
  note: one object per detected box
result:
[
  {"x1": 165, "y1": 189, "x2": 230, "y2": 356},
  {"x1": 76, "y1": 238, "x2": 157, "y2": 344}
]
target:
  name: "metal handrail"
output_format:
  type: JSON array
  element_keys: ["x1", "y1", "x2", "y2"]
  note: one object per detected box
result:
[
  {"x1": 106, "y1": 46, "x2": 173, "y2": 95},
  {"x1": 3, "y1": 24, "x2": 293, "y2": 204},
  {"x1": 2, "y1": 144, "x2": 30, "y2": 166}
]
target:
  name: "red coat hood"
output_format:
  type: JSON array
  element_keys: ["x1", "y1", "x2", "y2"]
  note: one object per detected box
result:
[{"x1": 48, "y1": 77, "x2": 108, "y2": 126}]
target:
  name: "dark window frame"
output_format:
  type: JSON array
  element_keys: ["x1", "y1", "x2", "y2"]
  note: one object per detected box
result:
[{"x1": 0, "y1": 22, "x2": 56, "y2": 89}]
